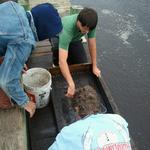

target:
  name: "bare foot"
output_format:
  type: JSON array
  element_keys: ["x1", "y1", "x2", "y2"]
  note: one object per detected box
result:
[{"x1": 24, "y1": 101, "x2": 36, "y2": 118}]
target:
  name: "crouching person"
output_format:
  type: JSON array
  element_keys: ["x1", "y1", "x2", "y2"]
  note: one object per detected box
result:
[
  {"x1": 0, "y1": 1, "x2": 62, "y2": 117},
  {"x1": 48, "y1": 85, "x2": 132, "y2": 150}
]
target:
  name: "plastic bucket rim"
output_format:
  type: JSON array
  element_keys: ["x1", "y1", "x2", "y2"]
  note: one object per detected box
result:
[{"x1": 22, "y1": 67, "x2": 52, "y2": 91}]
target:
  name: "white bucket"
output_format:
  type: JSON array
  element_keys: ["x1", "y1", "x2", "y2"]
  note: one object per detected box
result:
[{"x1": 22, "y1": 68, "x2": 52, "y2": 108}]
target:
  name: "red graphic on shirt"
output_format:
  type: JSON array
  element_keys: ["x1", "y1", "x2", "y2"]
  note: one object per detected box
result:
[{"x1": 100, "y1": 143, "x2": 131, "y2": 150}]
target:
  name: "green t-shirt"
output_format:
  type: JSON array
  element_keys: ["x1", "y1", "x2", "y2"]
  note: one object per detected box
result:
[{"x1": 59, "y1": 14, "x2": 96, "y2": 51}]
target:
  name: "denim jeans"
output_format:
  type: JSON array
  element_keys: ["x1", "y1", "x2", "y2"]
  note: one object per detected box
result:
[
  {"x1": 50, "y1": 37, "x2": 88, "y2": 66},
  {"x1": 0, "y1": 1, "x2": 35, "y2": 106}
]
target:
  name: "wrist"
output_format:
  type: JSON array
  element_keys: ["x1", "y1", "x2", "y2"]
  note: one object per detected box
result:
[
  {"x1": 92, "y1": 63, "x2": 97, "y2": 68},
  {"x1": 68, "y1": 81, "x2": 75, "y2": 88}
]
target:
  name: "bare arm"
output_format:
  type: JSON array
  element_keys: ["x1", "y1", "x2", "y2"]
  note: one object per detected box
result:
[
  {"x1": 88, "y1": 38, "x2": 101, "y2": 77},
  {"x1": 59, "y1": 48, "x2": 75, "y2": 97}
]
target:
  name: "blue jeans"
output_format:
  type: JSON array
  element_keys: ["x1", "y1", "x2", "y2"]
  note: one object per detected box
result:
[{"x1": 0, "y1": 1, "x2": 35, "y2": 106}]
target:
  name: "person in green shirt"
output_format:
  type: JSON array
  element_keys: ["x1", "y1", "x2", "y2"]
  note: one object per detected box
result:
[{"x1": 51, "y1": 8, "x2": 101, "y2": 97}]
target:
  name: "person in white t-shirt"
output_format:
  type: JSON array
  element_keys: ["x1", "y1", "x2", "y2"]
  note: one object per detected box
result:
[{"x1": 48, "y1": 85, "x2": 132, "y2": 150}]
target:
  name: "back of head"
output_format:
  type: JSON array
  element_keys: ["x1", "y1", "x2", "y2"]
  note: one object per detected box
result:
[
  {"x1": 71, "y1": 86, "x2": 132, "y2": 149},
  {"x1": 71, "y1": 85, "x2": 100, "y2": 118},
  {"x1": 77, "y1": 8, "x2": 98, "y2": 30},
  {"x1": 31, "y1": 3, "x2": 62, "y2": 41}
]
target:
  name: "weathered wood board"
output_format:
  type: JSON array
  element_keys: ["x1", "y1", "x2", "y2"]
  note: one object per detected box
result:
[{"x1": 0, "y1": 107, "x2": 27, "y2": 150}]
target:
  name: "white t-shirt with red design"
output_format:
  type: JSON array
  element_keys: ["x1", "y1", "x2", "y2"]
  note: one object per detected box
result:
[{"x1": 48, "y1": 114, "x2": 132, "y2": 150}]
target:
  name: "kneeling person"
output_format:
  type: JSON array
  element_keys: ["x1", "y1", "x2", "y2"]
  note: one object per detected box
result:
[{"x1": 48, "y1": 85, "x2": 132, "y2": 150}]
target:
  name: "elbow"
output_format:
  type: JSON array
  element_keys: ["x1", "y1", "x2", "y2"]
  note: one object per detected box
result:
[
  {"x1": 58, "y1": 58, "x2": 67, "y2": 67},
  {"x1": 58, "y1": 49, "x2": 68, "y2": 67}
]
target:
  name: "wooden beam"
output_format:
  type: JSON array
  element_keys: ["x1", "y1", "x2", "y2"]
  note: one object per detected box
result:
[{"x1": 0, "y1": 107, "x2": 28, "y2": 150}]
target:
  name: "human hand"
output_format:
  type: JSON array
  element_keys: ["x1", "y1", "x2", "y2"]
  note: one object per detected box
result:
[
  {"x1": 24, "y1": 101, "x2": 36, "y2": 118},
  {"x1": 93, "y1": 66, "x2": 101, "y2": 77},
  {"x1": 65, "y1": 83, "x2": 75, "y2": 98},
  {"x1": 22, "y1": 64, "x2": 28, "y2": 74}
]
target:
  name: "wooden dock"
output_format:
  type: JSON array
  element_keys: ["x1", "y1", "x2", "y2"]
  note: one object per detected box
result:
[{"x1": 0, "y1": 39, "x2": 53, "y2": 150}]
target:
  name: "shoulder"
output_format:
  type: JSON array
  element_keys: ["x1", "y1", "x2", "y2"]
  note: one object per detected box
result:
[
  {"x1": 62, "y1": 14, "x2": 77, "y2": 29},
  {"x1": 62, "y1": 14, "x2": 78, "y2": 21},
  {"x1": 102, "y1": 114, "x2": 128, "y2": 126},
  {"x1": 62, "y1": 119, "x2": 84, "y2": 131}
]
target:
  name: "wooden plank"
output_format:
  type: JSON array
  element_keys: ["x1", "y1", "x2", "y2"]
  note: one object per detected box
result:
[
  {"x1": 0, "y1": 107, "x2": 27, "y2": 150},
  {"x1": 27, "y1": 54, "x2": 52, "y2": 69},
  {"x1": 36, "y1": 40, "x2": 51, "y2": 47},
  {"x1": 31, "y1": 40, "x2": 52, "y2": 57},
  {"x1": 30, "y1": 50, "x2": 52, "y2": 57},
  {"x1": 49, "y1": 63, "x2": 91, "y2": 75},
  {"x1": 27, "y1": 40, "x2": 53, "y2": 68},
  {"x1": 0, "y1": 57, "x2": 27, "y2": 149}
]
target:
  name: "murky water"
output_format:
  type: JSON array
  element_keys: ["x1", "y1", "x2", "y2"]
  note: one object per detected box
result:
[
  {"x1": 18, "y1": 0, "x2": 71, "y2": 14},
  {"x1": 70, "y1": 0, "x2": 150, "y2": 150}
]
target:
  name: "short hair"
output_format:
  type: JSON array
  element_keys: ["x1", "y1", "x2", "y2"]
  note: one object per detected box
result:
[
  {"x1": 77, "y1": 8, "x2": 98, "y2": 30},
  {"x1": 71, "y1": 85, "x2": 100, "y2": 118}
]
